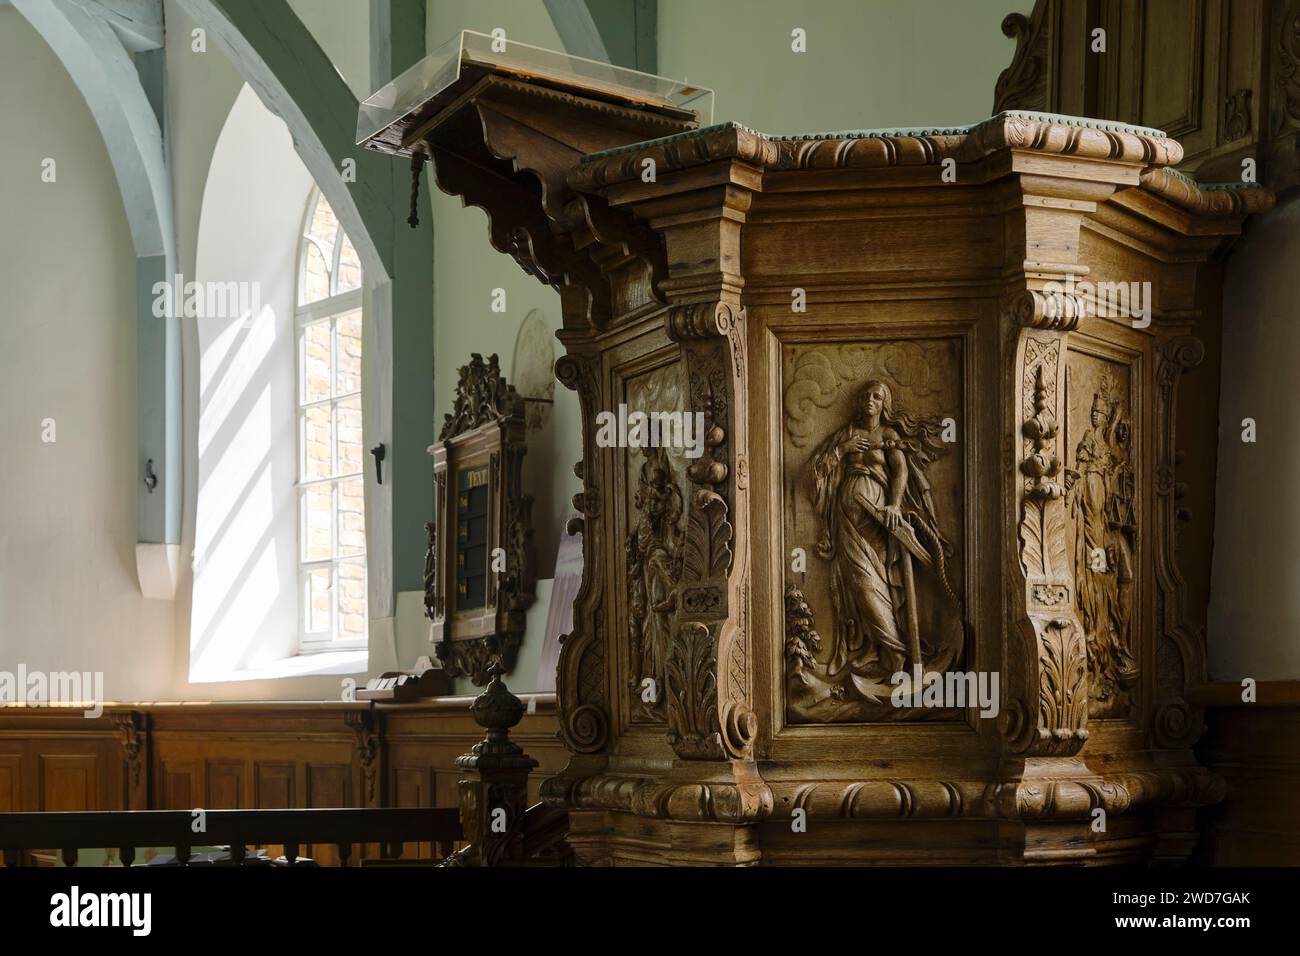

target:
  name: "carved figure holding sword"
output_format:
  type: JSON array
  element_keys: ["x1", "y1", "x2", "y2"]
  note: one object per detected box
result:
[{"x1": 809, "y1": 381, "x2": 961, "y2": 701}]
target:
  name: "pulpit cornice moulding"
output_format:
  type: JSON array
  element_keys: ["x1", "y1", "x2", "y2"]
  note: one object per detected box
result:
[{"x1": 360, "y1": 36, "x2": 1271, "y2": 865}]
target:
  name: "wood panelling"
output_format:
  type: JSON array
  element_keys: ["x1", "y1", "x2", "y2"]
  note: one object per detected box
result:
[
  {"x1": 380, "y1": 701, "x2": 565, "y2": 860},
  {"x1": 306, "y1": 763, "x2": 351, "y2": 809},
  {"x1": 39, "y1": 754, "x2": 97, "y2": 811},
  {"x1": 0, "y1": 698, "x2": 560, "y2": 866},
  {"x1": 158, "y1": 761, "x2": 196, "y2": 810},
  {"x1": 0, "y1": 697, "x2": 562, "y2": 860},
  {"x1": 380, "y1": 701, "x2": 566, "y2": 808},
  {"x1": 253, "y1": 762, "x2": 294, "y2": 809},
  {"x1": 1192, "y1": 682, "x2": 1300, "y2": 865},
  {"x1": 0, "y1": 715, "x2": 122, "y2": 817},
  {"x1": 206, "y1": 760, "x2": 244, "y2": 809},
  {"x1": 994, "y1": 0, "x2": 1278, "y2": 186},
  {"x1": 0, "y1": 755, "x2": 20, "y2": 811}
]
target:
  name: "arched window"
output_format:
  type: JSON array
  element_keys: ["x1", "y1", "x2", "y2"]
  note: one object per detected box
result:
[{"x1": 296, "y1": 187, "x2": 366, "y2": 651}]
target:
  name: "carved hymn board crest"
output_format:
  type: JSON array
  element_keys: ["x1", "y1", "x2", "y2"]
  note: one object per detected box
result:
[
  {"x1": 425, "y1": 353, "x2": 536, "y2": 686},
  {"x1": 1065, "y1": 348, "x2": 1138, "y2": 719},
  {"x1": 781, "y1": 339, "x2": 966, "y2": 724}
]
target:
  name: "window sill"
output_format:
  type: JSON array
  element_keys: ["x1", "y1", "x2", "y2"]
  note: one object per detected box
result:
[{"x1": 189, "y1": 649, "x2": 368, "y2": 684}]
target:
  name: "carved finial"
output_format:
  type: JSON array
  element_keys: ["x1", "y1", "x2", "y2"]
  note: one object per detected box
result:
[{"x1": 467, "y1": 662, "x2": 526, "y2": 756}]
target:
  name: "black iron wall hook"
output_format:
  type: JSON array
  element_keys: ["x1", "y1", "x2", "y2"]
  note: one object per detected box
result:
[
  {"x1": 371, "y1": 443, "x2": 386, "y2": 484},
  {"x1": 144, "y1": 459, "x2": 158, "y2": 494}
]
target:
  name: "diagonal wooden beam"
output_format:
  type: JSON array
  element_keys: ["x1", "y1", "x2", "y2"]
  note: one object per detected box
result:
[
  {"x1": 543, "y1": 0, "x2": 609, "y2": 63},
  {"x1": 545, "y1": 0, "x2": 658, "y2": 73},
  {"x1": 369, "y1": 0, "x2": 435, "y2": 601},
  {"x1": 14, "y1": 0, "x2": 172, "y2": 259},
  {"x1": 66, "y1": 0, "x2": 163, "y2": 52},
  {"x1": 175, "y1": 0, "x2": 392, "y2": 279}
]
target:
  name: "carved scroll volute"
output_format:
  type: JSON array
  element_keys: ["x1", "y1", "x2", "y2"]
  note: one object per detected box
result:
[
  {"x1": 1002, "y1": 294, "x2": 1090, "y2": 756},
  {"x1": 1150, "y1": 334, "x2": 1208, "y2": 750},
  {"x1": 552, "y1": 352, "x2": 610, "y2": 756},
  {"x1": 992, "y1": 1, "x2": 1050, "y2": 114}
]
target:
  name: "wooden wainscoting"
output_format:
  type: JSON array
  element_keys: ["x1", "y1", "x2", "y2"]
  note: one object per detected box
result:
[
  {"x1": 0, "y1": 708, "x2": 123, "y2": 814},
  {"x1": 1193, "y1": 682, "x2": 1300, "y2": 865},
  {"x1": 0, "y1": 696, "x2": 562, "y2": 865}
]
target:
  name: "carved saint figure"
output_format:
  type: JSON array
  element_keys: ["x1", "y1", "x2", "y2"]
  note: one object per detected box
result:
[
  {"x1": 627, "y1": 447, "x2": 684, "y2": 695},
  {"x1": 808, "y1": 381, "x2": 957, "y2": 691},
  {"x1": 1066, "y1": 381, "x2": 1137, "y2": 712}
]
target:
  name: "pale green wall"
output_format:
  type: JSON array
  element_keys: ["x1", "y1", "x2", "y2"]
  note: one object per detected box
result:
[
  {"x1": 659, "y1": 0, "x2": 1027, "y2": 132},
  {"x1": 0, "y1": 8, "x2": 176, "y2": 699},
  {"x1": 1209, "y1": 193, "x2": 1300, "y2": 681},
  {"x1": 287, "y1": 0, "x2": 372, "y2": 101}
]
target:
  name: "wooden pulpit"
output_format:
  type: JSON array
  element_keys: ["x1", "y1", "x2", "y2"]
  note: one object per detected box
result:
[{"x1": 360, "y1": 33, "x2": 1272, "y2": 865}]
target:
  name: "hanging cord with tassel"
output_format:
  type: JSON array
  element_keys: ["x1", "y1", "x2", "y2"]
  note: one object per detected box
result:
[{"x1": 407, "y1": 145, "x2": 427, "y2": 228}]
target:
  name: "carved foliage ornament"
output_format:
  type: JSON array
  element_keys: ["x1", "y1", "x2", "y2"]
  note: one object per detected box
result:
[
  {"x1": 1019, "y1": 336, "x2": 1067, "y2": 580},
  {"x1": 439, "y1": 353, "x2": 525, "y2": 441},
  {"x1": 672, "y1": 336, "x2": 747, "y2": 757},
  {"x1": 1010, "y1": 331, "x2": 1089, "y2": 755},
  {"x1": 624, "y1": 305, "x2": 748, "y2": 758}
]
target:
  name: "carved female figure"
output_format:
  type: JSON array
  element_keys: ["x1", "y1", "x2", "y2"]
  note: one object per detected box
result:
[
  {"x1": 1068, "y1": 385, "x2": 1137, "y2": 711},
  {"x1": 627, "y1": 447, "x2": 684, "y2": 693},
  {"x1": 808, "y1": 381, "x2": 955, "y2": 689}
]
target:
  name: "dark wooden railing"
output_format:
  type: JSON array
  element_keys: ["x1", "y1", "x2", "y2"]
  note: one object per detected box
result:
[
  {"x1": 0, "y1": 807, "x2": 462, "y2": 867},
  {"x1": 0, "y1": 667, "x2": 568, "y2": 868}
]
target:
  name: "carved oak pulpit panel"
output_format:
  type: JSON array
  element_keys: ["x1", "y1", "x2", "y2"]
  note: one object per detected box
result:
[
  {"x1": 782, "y1": 339, "x2": 966, "y2": 724},
  {"x1": 361, "y1": 35, "x2": 1272, "y2": 865}
]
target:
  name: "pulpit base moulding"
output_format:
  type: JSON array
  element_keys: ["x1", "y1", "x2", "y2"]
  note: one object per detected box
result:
[{"x1": 358, "y1": 38, "x2": 1271, "y2": 865}]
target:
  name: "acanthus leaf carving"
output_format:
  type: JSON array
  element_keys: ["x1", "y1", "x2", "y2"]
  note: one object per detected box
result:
[
  {"x1": 1035, "y1": 617, "x2": 1090, "y2": 748},
  {"x1": 664, "y1": 621, "x2": 724, "y2": 760},
  {"x1": 1009, "y1": 328, "x2": 1089, "y2": 755},
  {"x1": 681, "y1": 489, "x2": 732, "y2": 583}
]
